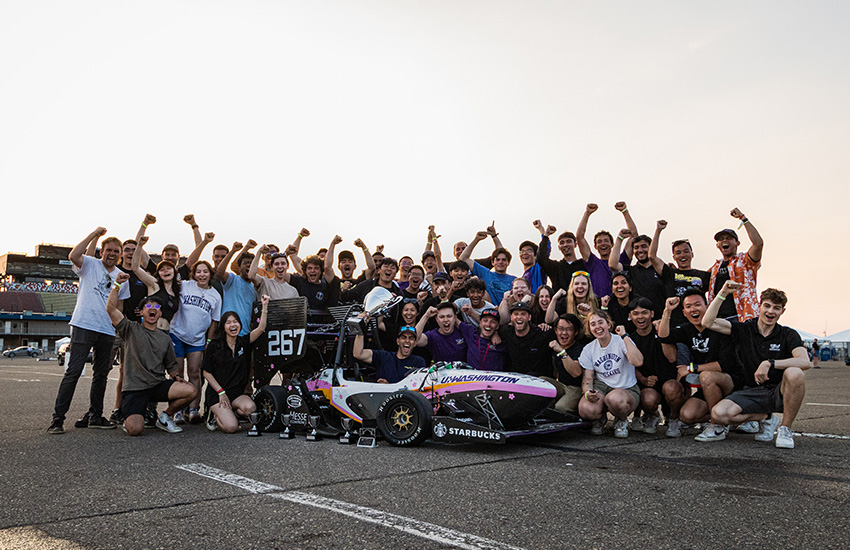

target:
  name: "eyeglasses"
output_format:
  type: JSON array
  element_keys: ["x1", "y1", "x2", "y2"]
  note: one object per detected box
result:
[
  {"x1": 144, "y1": 303, "x2": 161, "y2": 310},
  {"x1": 572, "y1": 271, "x2": 589, "y2": 278}
]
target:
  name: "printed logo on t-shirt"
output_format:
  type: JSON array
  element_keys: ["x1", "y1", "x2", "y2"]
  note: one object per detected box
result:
[
  {"x1": 769, "y1": 343, "x2": 781, "y2": 352},
  {"x1": 181, "y1": 293, "x2": 216, "y2": 314},
  {"x1": 456, "y1": 338, "x2": 465, "y2": 345},
  {"x1": 316, "y1": 291, "x2": 324, "y2": 301},
  {"x1": 691, "y1": 336, "x2": 710, "y2": 354},
  {"x1": 594, "y1": 353, "x2": 622, "y2": 379}
]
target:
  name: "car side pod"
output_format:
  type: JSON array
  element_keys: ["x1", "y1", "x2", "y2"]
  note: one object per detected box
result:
[{"x1": 357, "y1": 419, "x2": 378, "y2": 448}]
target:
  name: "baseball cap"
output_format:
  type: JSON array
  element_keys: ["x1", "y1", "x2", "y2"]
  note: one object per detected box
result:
[
  {"x1": 481, "y1": 307, "x2": 500, "y2": 321},
  {"x1": 509, "y1": 301, "x2": 531, "y2": 312},
  {"x1": 432, "y1": 272, "x2": 449, "y2": 282},
  {"x1": 713, "y1": 229, "x2": 738, "y2": 241},
  {"x1": 162, "y1": 244, "x2": 179, "y2": 253}
]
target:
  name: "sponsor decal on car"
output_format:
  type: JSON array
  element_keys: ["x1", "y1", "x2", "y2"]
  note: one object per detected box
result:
[
  {"x1": 287, "y1": 395, "x2": 303, "y2": 408},
  {"x1": 441, "y1": 374, "x2": 520, "y2": 384}
]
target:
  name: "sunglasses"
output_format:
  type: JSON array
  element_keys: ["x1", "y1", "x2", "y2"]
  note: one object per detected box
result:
[
  {"x1": 572, "y1": 271, "x2": 590, "y2": 278},
  {"x1": 398, "y1": 326, "x2": 417, "y2": 335},
  {"x1": 402, "y1": 298, "x2": 418, "y2": 304},
  {"x1": 144, "y1": 303, "x2": 161, "y2": 310}
]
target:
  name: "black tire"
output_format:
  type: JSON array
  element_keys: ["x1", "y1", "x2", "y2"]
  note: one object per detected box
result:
[
  {"x1": 8, "y1": 353, "x2": 14, "y2": 358},
  {"x1": 376, "y1": 391, "x2": 432, "y2": 447},
  {"x1": 58, "y1": 356, "x2": 64, "y2": 366},
  {"x1": 253, "y1": 386, "x2": 287, "y2": 432}
]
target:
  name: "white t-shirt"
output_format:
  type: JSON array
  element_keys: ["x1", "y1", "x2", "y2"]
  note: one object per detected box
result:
[
  {"x1": 169, "y1": 280, "x2": 222, "y2": 346},
  {"x1": 70, "y1": 255, "x2": 130, "y2": 336},
  {"x1": 453, "y1": 297, "x2": 495, "y2": 328},
  {"x1": 579, "y1": 334, "x2": 637, "y2": 389}
]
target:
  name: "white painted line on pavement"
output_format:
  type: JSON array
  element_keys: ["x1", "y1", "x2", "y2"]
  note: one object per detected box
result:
[
  {"x1": 177, "y1": 463, "x2": 525, "y2": 550},
  {"x1": 796, "y1": 432, "x2": 850, "y2": 440},
  {"x1": 806, "y1": 402, "x2": 850, "y2": 407},
  {"x1": 175, "y1": 463, "x2": 283, "y2": 494}
]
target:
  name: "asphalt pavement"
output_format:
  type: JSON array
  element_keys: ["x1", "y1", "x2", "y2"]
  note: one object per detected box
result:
[{"x1": 1, "y1": 357, "x2": 848, "y2": 550}]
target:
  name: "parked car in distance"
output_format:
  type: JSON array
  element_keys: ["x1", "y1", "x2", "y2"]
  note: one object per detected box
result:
[{"x1": 3, "y1": 346, "x2": 42, "y2": 358}]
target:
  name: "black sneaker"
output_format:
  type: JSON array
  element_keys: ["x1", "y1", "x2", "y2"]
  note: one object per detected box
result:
[
  {"x1": 109, "y1": 408, "x2": 124, "y2": 424},
  {"x1": 144, "y1": 407, "x2": 157, "y2": 429},
  {"x1": 74, "y1": 411, "x2": 92, "y2": 428},
  {"x1": 47, "y1": 420, "x2": 65, "y2": 435},
  {"x1": 87, "y1": 416, "x2": 116, "y2": 429}
]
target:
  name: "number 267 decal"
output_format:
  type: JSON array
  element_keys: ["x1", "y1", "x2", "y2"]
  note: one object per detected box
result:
[{"x1": 267, "y1": 329, "x2": 306, "y2": 357}]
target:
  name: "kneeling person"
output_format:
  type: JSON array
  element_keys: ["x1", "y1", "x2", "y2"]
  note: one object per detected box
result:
[
  {"x1": 107, "y1": 273, "x2": 197, "y2": 435},
  {"x1": 703, "y1": 282, "x2": 810, "y2": 449},
  {"x1": 202, "y1": 296, "x2": 269, "y2": 433}
]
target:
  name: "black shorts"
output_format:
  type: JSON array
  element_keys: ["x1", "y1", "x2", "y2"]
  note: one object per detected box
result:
[
  {"x1": 727, "y1": 385, "x2": 784, "y2": 415},
  {"x1": 121, "y1": 380, "x2": 176, "y2": 418}
]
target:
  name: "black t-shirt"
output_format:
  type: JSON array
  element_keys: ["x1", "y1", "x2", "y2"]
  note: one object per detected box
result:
[
  {"x1": 663, "y1": 323, "x2": 742, "y2": 384},
  {"x1": 202, "y1": 335, "x2": 251, "y2": 400},
  {"x1": 348, "y1": 278, "x2": 401, "y2": 305},
  {"x1": 713, "y1": 261, "x2": 737, "y2": 319},
  {"x1": 606, "y1": 297, "x2": 635, "y2": 334},
  {"x1": 290, "y1": 274, "x2": 339, "y2": 311},
  {"x1": 729, "y1": 319, "x2": 803, "y2": 387},
  {"x1": 498, "y1": 324, "x2": 555, "y2": 377},
  {"x1": 118, "y1": 259, "x2": 155, "y2": 322},
  {"x1": 662, "y1": 264, "x2": 709, "y2": 327},
  {"x1": 552, "y1": 341, "x2": 584, "y2": 386},
  {"x1": 623, "y1": 262, "x2": 666, "y2": 317},
  {"x1": 536, "y1": 236, "x2": 586, "y2": 292},
  {"x1": 631, "y1": 328, "x2": 676, "y2": 384}
]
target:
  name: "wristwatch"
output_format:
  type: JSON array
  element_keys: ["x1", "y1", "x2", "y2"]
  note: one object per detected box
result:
[{"x1": 768, "y1": 358, "x2": 775, "y2": 369}]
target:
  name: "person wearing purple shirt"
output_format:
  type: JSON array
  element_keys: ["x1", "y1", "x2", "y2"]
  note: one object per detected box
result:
[
  {"x1": 459, "y1": 308, "x2": 506, "y2": 371},
  {"x1": 415, "y1": 302, "x2": 468, "y2": 363},
  {"x1": 576, "y1": 202, "x2": 638, "y2": 298}
]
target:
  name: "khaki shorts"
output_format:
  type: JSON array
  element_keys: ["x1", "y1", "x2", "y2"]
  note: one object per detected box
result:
[
  {"x1": 593, "y1": 379, "x2": 640, "y2": 408},
  {"x1": 541, "y1": 377, "x2": 582, "y2": 413}
]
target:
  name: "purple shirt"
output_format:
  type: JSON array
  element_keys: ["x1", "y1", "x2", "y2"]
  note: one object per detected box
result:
[
  {"x1": 585, "y1": 251, "x2": 630, "y2": 299},
  {"x1": 424, "y1": 326, "x2": 468, "y2": 363},
  {"x1": 458, "y1": 323, "x2": 505, "y2": 371}
]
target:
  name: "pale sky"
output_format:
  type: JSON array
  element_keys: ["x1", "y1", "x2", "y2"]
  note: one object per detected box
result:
[{"x1": 1, "y1": 1, "x2": 848, "y2": 335}]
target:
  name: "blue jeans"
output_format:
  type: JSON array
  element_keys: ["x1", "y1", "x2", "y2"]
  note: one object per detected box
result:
[{"x1": 52, "y1": 326, "x2": 115, "y2": 422}]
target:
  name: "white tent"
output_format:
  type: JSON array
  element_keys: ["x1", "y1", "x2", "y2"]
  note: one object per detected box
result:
[
  {"x1": 795, "y1": 329, "x2": 822, "y2": 342},
  {"x1": 826, "y1": 329, "x2": 850, "y2": 343}
]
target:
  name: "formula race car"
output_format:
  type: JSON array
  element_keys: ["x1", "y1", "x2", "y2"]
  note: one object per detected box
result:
[{"x1": 251, "y1": 294, "x2": 588, "y2": 446}]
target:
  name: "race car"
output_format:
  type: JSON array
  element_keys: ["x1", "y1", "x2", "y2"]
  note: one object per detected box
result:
[{"x1": 251, "y1": 294, "x2": 588, "y2": 446}]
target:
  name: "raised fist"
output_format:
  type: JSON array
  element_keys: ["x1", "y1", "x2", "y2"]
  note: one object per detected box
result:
[
  {"x1": 95, "y1": 227, "x2": 108, "y2": 237},
  {"x1": 143, "y1": 214, "x2": 157, "y2": 226},
  {"x1": 332, "y1": 235, "x2": 343, "y2": 245},
  {"x1": 614, "y1": 201, "x2": 627, "y2": 212},
  {"x1": 532, "y1": 219, "x2": 544, "y2": 231},
  {"x1": 353, "y1": 238, "x2": 365, "y2": 249},
  {"x1": 232, "y1": 242, "x2": 244, "y2": 252},
  {"x1": 618, "y1": 228, "x2": 632, "y2": 239},
  {"x1": 665, "y1": 297, "x2": 680, "y2": 311},
  {"x1": 586, "y1": 203, "x2": 598, "y2": 214},
  {"x1": 545, "y1": 225, "x2": 557, "y2": 237},
  {"x1": 657, "y1": 220, "x2": 667, "y2": 231},
  {"x1": 299, "y1": 228, "x2": 310, "y2": 237},
  {"x1": 375, "y1": 244, "x2": 384, "y2": 254},
  {"x1": 183, "y1": 214, "x2": 196, "y2": 225},
  {"x1": 245, "y1": 239, "x2": 257, "y2": 250},
  {"x1": 730, "y1": 207, "x2": 745, "y2": 220},
  {"x1": 615, "y1": 325, "x2": 627, "y2": 337},
  {"x1": 203, "y1": 232, "x2": 215, "y2": 242},
  {"x1": 139, "y1": 236, "x2": 149, "y2": 246},
  {"x1": 115, "y1": 272, "x2": 130, "y2": 284}
]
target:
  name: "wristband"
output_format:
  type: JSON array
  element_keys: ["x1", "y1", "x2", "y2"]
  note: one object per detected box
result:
[
  {"x1": 113, "y1": 282, "x2": 122, "y2": 289},
  {"x1": 717, "y1": 294, "x2": 726, "y2": 301},
  {"x1": 206, "y1": 338, "x2": 211, "y2": 344},
  {"x1": 601, "y1": 306, "x2": 608, "y2": 311},
  {"x1": 688, "y1": 363, "x2": 697, "y2": 373},
  {"x1": 191, "y1": 225, "x2": 199, "y2": 229},
  {"x1": 616, "y1": 235, "x2": 624, "y2": 241},
  {"x1": 620, "y1": 208, "x2": 628, "y2": 213},
  {"x1": 584, "y1": 390, "x2": 591, "y2": 399},
  {"x1": 557, "y1": 350, "x2": 566, "y2": 358},
  {"x1": 298, "y1": 233, "x2": 304, "y2": 238},
  {"x1": 217, "y1": 388, "x2": 226, "y2": 396},
  {"x1": 141, "y1": 223, "x2": 147, "y2": 228}
]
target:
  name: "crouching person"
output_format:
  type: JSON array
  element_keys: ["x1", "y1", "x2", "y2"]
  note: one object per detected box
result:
[
  {"x1": 107, "y1": 273, "x2": 197, "y2": 435},
  {"x1": 702, "y1": 282, "x2": 810, "y2": 449},
  {"x1": 201, "y1": 296, "x2": 270, "y2": 433}
]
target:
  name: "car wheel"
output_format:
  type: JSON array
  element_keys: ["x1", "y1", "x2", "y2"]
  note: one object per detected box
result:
[
  {"x1": 253, "y1": 385, "x2": 287, "y2": 432},
  {"x1": 8, "y1": 353, "x2": 14, "y2": 358},
  {"x1": 377, "y1": 391, "x2": 432, "y2": 447}
]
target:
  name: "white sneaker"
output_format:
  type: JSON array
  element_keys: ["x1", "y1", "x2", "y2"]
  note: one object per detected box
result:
[
  {"x1": 174, "y1": 410, "x2": 185, "y2": 425},
  {"x1": 157, "y1": 412, "x2": 183, "y2": 433},
  {"x1": 755, "y1": 414, "x2": 781, "y2": 442},
  {"x1": 775, "y1": 426, "x2": 795, "y2": 449},
  {"x1": 591, "y1": 419, "x2": 605, "y2": 435},
  {"x1": 614, "y1": 420, "x2": 629, "y2": 438},
  {"x1": 736, "y1": 420, "x2": 760, "y2": 434},
  {"x1": 694, "y1": 423, "x2": 728, "y2": 442},
  {"x1": 643, "y1": 415, "x2": 660, "y2": 434},
  {"x1": 665, "y1": 419, "x2": 682, "y2": 438}
]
